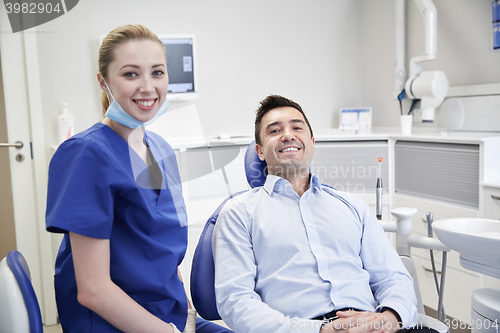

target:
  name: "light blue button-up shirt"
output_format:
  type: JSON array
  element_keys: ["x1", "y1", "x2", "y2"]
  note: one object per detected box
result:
[{"x1": 213, "y1": 174, "x2": 418, "y2": 333}]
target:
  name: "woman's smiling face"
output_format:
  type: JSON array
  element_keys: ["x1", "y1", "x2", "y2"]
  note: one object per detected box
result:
[{"x1": 103, "y1": 39, "x2": 168, "y2": 123}]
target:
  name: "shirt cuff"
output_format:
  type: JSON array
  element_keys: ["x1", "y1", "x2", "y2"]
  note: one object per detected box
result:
[{"x1": 379, "y1": 306, "x2": 402, "y2": 323}]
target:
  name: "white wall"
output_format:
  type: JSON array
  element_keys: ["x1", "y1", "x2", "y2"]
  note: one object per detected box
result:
[
  {"x1": 8, "y1": 0, "x2": 500, "y2": 164},
  {"x1": 360, "y1": 0, "x2": 500, "y2": 128},
  {"x1": 34, "y1": 0, "x2": 361, "y2": 163}
]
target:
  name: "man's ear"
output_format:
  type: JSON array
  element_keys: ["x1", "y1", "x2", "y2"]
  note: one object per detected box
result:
[{"x1": 255, "y1": 144, "x2": 265, "y2": 162}]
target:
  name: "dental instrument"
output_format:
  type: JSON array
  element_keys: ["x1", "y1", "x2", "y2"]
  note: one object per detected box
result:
[
  {"x1": 398, "y1": 90, "x2": 406, "y2": 116},
  {"x1": 396, "y1": 89, "x2": 421, "y2": 117},
  {"x1": 376, "y1": 157, "x2": 383, "y2": 220}
]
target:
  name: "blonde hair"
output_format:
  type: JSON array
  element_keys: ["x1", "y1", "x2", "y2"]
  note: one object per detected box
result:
[{"x1": 98, "y1": 24, "x2": 166, "y2": 117}]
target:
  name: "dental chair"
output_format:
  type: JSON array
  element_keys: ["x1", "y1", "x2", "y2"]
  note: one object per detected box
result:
[
  {"x1": 190, "y1": 141, "x2": 448, "y2": 333},
  {"x1": 0, "y1": 250, "x2": 43, "y2": 333}
]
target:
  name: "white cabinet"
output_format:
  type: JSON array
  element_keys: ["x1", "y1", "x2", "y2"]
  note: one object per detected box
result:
[
  {"x1": 484, "y1": 186, "x2": 500, "y2": 220},
  {"x1": 392, "y1": 137, "x2": 500, "y2": 323},
  {"x1": 312, "y1": 141, "x2": 390, "y2": 218}
]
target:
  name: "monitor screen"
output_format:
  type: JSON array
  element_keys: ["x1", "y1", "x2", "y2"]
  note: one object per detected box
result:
[{"x1": 159, "y1": 34, "x2": 198, "y2": 101}]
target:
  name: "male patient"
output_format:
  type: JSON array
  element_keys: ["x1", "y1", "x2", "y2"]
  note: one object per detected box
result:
[{"x1": 213, "y1": 95, "x2": 433, "y2": 333}]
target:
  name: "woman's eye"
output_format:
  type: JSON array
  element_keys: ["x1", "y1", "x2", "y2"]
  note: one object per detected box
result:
[
  {"x1": 124, "y1": 72, "x2": 137, "y2": 77},
  {"x1": 153, "y1": 70, "x2": 164, "y2": 76}
]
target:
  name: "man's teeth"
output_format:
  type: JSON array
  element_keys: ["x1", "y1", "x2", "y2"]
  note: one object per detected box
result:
[
  {"x1": 135, "y1": 100, "x2": 154, "y2": 107},
  {"x1": 282, "y1": 147, "x2": 299, "y2": 152}
]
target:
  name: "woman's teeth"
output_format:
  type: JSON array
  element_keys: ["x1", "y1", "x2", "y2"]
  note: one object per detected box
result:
[{"x1": 135, "y1": 100, "x2": 154, "y2": 107}]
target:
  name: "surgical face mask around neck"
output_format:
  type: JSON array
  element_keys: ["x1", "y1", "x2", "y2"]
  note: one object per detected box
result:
[{"x1": 102, "y1": 79, "x2": 169, "y2": 129}]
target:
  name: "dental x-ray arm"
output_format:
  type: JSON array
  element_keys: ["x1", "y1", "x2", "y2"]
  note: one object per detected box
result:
[
  {"x1": 409, "y1": 0, "x2": 437, "y2": 78},
  {"x1": 404, "y1": 0, "x2": 449, "y2": 122}
]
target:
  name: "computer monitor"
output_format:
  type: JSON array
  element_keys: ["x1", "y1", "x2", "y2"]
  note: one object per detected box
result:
[{"x1": 158, "y1": 34, "x2": 198, "y2": 101}]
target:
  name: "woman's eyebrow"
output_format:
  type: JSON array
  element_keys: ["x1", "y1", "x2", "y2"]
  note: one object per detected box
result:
[{"x1": 119, "y1": 63, "x2": 166, "y2": 70}]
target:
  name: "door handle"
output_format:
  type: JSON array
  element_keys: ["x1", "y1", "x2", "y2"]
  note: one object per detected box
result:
[
  {"x1": 0, "y1": 141, "x2": 23, "y2": 149},
  {"x1": 491, "y1": 194, "x2": 500, "y2": 201}
]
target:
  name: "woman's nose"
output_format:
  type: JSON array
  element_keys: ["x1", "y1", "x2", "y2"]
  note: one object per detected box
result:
[{"x1": 139, "y1": 77, "x2": 155, "y2": 94}]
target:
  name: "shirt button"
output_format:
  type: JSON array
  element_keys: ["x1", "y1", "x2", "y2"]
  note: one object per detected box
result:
[{"x1": 307, "y1": 223, "x2": 312, "y2": 227}]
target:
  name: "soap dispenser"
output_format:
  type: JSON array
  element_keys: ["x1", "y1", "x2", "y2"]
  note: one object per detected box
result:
[{"x1": 57, "y1": 102, "x2": 74, "y2": 143}]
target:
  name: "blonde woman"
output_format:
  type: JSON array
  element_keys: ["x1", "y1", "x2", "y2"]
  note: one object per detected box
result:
[{"x1": 46, "y1": 24, "x2": 231, "y2": 333}]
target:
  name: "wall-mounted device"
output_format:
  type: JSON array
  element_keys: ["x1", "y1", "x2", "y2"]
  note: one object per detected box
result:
[
  {"x1": 158, "y1": 34, "x2": 198, "y2": 101},
  {"x1": 403, "y1": 0, "x2": 449, "y2": 123}
]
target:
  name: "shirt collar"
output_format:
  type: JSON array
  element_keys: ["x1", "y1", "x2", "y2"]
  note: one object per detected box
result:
[
  {"x1": 310, "y1": 174, "x2": 322, "y2": 191},
  {"x1": 262, "y1": 173, "x2": 323, "y2": 195}
]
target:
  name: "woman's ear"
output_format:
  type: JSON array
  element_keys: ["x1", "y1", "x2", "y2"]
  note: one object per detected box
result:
[{"x1": 97, "y1": 73, "x2": 108, "y2": 92}]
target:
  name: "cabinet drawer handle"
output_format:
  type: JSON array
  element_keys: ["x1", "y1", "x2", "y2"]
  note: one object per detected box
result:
[
  {"x1": 492, "y1": 194, "x2": 500, "y2": 201},
  {"x1": 424, "y1": 266, "x2": 441, "y2": 274}
]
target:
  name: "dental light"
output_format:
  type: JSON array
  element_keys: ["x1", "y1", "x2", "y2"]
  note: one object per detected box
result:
[{"x1": 404, "y1": 0, "x2": 449, "y2": 123}]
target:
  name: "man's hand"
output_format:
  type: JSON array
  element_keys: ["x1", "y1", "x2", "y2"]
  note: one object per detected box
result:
[{"x1": 319, "y1": 310, "x2": 400, "y2": 333}]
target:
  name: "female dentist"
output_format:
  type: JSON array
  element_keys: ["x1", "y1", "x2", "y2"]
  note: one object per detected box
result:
[{"x1": 46, "y1": 24, "x2": 231, "y2": 333}]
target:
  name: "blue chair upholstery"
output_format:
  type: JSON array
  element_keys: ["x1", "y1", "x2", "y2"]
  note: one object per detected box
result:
[
  {"x1": 190, "y1": 191, "x2": 246, "y2": 320},
  {"x1": 0, "y1": 250, "x2": 43, "y2": 333},
  {"x1": 243, "y1": 141, "x2": 267, "y2": 188},
  {"x1": 190, "y1": 141, "x2": 262, "y2": 320}
]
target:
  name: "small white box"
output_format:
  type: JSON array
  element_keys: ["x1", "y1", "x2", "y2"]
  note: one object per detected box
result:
[{"x1": 339, "y1": 107, "x2": 372, "y2": 130}]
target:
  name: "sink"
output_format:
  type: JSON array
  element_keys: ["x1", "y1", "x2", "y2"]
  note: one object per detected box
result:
[{"x1": 432, "y1": 218, "x2": 500, "y2": 278}]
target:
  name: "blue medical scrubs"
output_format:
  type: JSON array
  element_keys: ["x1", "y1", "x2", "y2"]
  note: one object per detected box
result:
[{"x1": 46, "y1": 123, "x2": 188, "y2": 332}]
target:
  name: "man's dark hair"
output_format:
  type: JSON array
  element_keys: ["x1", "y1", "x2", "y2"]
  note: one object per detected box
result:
[{"x1": 254, "y1": 95, "x2": 313, "y2": 145}]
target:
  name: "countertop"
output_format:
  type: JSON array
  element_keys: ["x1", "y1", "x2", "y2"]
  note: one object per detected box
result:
[
  {"x1": 313, "y1": 127, "x2": 500, "y2": 144},
  {"x1": 483, "y1": 180, "x2": 500, "y2": 189}
]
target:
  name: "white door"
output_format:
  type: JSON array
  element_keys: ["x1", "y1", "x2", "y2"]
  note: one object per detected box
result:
[{"x1": 0, "y1": 11, "x2": 58, "y2": 325}]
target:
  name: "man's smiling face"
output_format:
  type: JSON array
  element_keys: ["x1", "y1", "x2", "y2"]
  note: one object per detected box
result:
[{"x1": 256, "y1": 106, "x2": 315, "y2": 177}]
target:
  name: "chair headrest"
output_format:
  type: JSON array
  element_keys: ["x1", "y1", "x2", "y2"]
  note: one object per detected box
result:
[{"x1": 244, "y1": 141, "x2": 267, "y2": 188}]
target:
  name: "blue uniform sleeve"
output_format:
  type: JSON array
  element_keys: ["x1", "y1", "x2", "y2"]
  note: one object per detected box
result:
[{"x1": 46, "y1": 138, "x2": 116, "y2": 239}]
